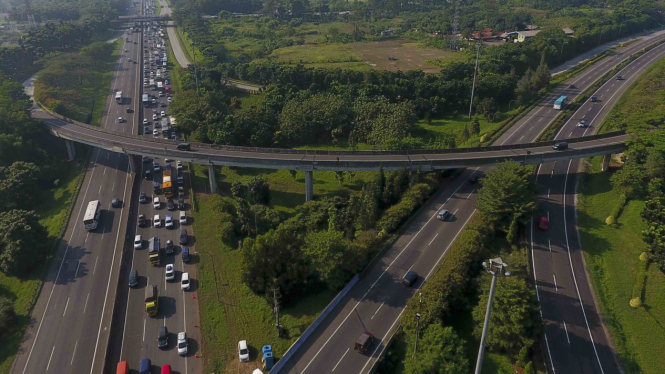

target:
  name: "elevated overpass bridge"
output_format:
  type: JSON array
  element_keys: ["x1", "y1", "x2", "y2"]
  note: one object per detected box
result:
[{"x1": 35, "y1": 108, "x2": 628, "y2": 201}]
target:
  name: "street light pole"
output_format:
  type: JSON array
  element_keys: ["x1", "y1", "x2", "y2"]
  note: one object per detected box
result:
[
  {"x1": 468, "y1": 43, "x2": 481, "y2": 118},
  {"x1": 414, "y1": 292, "x2": 422, "y2": 355},
  {"x1": 474, "y1": 258, "x2": 510, "y2": 374}
]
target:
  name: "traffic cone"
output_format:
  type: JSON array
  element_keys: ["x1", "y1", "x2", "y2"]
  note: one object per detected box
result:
[
  {"x1": 193, "y1": 323, "x2": 197, "y2": 328},
  {"x1": 192, "y1": 295, "x2": 196, "y2": 299}
]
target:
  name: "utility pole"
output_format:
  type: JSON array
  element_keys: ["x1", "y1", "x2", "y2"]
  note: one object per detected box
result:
[
  {"x1": 24, "y1": 0, "x2": 36, "y2": 28},
  {"x1": 468, "y1": 43, "x2": 481, "y2": 118},
  {"x1": 272, "y1": 287, "x2": 283, "y2": 337},
  {"x1": 413, "y1": 292, "x2": 422, "y2": 355},
  {"x1": 475, "y1": 258, "x2": 510, "y2": 374},
  {"x1": 451, "y1": 0, "x2": 461, "y2": 51}
]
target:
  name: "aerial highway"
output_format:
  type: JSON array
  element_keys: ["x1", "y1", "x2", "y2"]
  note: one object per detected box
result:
[
  {"x1": 528, "y1": 26, "x2": 665, "y2": 374},
  {"x1": 103, "y1": 1, "x2": 203, "y2": 373},
  {"x1": 274, "y1": 30, "x2": 665, "y2": 374},
  {"x1": 10, "y1": 3, "x2": 142, "y2": 374}
]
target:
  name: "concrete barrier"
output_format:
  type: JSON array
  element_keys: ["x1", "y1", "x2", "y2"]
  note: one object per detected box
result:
[{"x1": 271, "y1": 274, "x2": 360, "y2": 374}]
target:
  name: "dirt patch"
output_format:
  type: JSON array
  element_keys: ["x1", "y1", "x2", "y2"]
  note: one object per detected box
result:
[{"x1": 350, "y1": 40, "x2": 454, "y2": 73}]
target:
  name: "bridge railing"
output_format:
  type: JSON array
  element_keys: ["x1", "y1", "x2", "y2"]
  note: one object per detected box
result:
[{"x1": 40, "y1": 104, "x2": 628, "y2": 157}]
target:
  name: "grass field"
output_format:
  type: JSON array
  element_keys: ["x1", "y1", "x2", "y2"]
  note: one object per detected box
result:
[
  {"x1": 577, "y1": 157, "x2": 665, "y2": 374},
  {"x1": 265, "y1": 40, "x2": 461, "y2": 72},
  {"x1": 212, "y1": 166, "x2": 376, "y2": 214},
  {"x1": 155, "y1": 0, "x2": 161, "y2": 15},
  {"x1": 0, "y1": 146, "x2": 86, "y2": 374},
  {"x1": 189, "y1": 164, "x2": 339, "y2": 373}
]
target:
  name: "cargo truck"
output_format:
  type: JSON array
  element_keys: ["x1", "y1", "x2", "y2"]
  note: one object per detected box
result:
[
  {"x1": 145, "y1": 285, "x2": 159, "y2": 316},
  {"x1": 149, "y1": 237, "x2": 161, "y2": 266},
  {"x1": 163, "y1": 170, "x2": 173, "y2": 198}
]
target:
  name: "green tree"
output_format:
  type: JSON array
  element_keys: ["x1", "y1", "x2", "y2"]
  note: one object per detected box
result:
[
  {"x1": 476, "y1": 161, "x2": 537, "y2": 232},
  {"x1": 610, "y1": 159, "x2": 646, "y2": 198},
  {"x1": 475, "y1": 98, "x2": 497, "y2": 122},
  {"x1": 0, "y1": 296, "x2": 15, "y2": 339},
  {"x1": 241, "y1": 227, "x2": 310, "y2": 302},
  {"x1": 472, "y1": 275, "x2": 540, "y2": 357},
  {"x1": 645, "y1": 151, "x2": 665, "y2": 180},
  {"x1": 0, "y1": 162, "x2": 41, "y2": 211},
  {"x1": 248, "y1": 176, "x2": 270, "y2": 204},
  {"x1": 302, "y1": 230, "x2": 360, "y2": 290},
  {"x1": 0, "y1": 209, "x2": 49, "y2": 275},
  {"x1": 404, "y1": 324, "x2": 469, "y2": 374},
  {"x1": 471, "y1": 117, "x2": 481, "y2": 135}
]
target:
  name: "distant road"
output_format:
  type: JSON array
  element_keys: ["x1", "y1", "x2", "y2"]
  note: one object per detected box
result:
[{"x1": 159, "y1": 0, "x2": 191, "y2": 67}]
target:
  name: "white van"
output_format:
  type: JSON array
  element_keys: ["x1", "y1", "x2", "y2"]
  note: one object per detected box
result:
[
  {"x1": 134, "y1": 234, "x2": 142, "y2": 249},
  {"x1": 179, "y1": 211, "x2": 187, "y2": 225}
]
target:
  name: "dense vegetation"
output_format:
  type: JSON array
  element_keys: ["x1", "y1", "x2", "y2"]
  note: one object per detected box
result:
[
  {"x1": 0, "y1": 0, "x2": 120, "y2": 81},
  {"x1": 0, "y1": 75, "x2": 57, "y2": 342},
  {"x1": 168, "y1": 0, "x2": 661, "y2": 150}
]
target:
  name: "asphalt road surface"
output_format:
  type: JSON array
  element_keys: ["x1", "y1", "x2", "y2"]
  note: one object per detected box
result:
[
  {"x1": 103, "y1": 2, "x2": 203, "y2": 374},
  {"x1": 529, "y1": 35, "x2": 665, "y2": 374},
  {"x1": 159, "y1": 0, "x2": 191, "y2": 67},
  {"x1": 10, "y1": 3, "x2": 142, "y2": 372},
  {"x1": 278, "y1": 31, "x2": 665, "y2": 374}
]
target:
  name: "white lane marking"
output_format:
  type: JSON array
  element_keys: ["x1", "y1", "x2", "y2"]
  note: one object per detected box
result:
[
  {"x1": 299, "y1": 172, "x2": 478, "y2": 374},
  {"x1": 553, "y1": 275, "x2": 558, "y2": 291},
  {"x1": 452, "y1": 208, "x2": 459, "y2": 216},
  {"x1": 75, "y1": 260, "x2": 81, "y2": 277},
  {"x1": 89, "y1": 160, "x2": 132, "y2": 374},
  {"x1": 428, "y1": 234, "x2": 438, "y2": 246},
  {"x1": 62, "y1": 298, "x2": 70, "y2": 317},
  {"x1": 98, "y1": 184, "x2": 102, "y2": 194},
  {"x1": 549, "y1": 240, "x2": 552, "y2": 252},
  {"x1": 112, "y1": 181, "x2": 115, "y2": 192},
  {"x1": 564, "y1": 321, "x2": 571, "y2": 344},
  {"x1": 164, "y1": 315, "x2": 166, "y2": 326},
  {"x1": 548, "y1": 189, "x2": 551, "y2": 198},
  {"x1": 569, "y1": 132, "x2": 573, "y2": 138},
  {"x1": 332, "y1": 348, "x2": 350, "y2": 372},
  {"x1": 85, "y1": 232, "x2": 89, "y2": 243},
  {"x1": 519, "y1": 135, "x2": 525, "y2": 141},
  {"x1": 46, "y1": 346, "x2": 55, "y2": 371},
  {"x1": 544, "y1": 333, "x2": 557, "y2": 374},
  {"x1": 563, "y1": 160, "x2": 605, "y2": 373},
  {"x1": 371, "y1": 302, "x2": 385, "y2": 320},
  {"x1": 71, "y1": 341, "x2": 78, "y2": 364},
  {"x1": 20, "y1": 148, "x2": 101, "y2": 374},
  {"x1": 93, "y1": 257, "x2": 98, "y2": 275},
  {"x1": 103, "y1": 168, "x2": 106, "y2": 175},
  {"x1": 531, "y1": 220, "x2": 556, "y2": 373},
  {"x1": 84, "y1": 293, "x2": 90, "y2": 314},
  {"x1": 142, "y1": 319, "x2": 146, "y2": 342},
  {"x1": 466, "y1": 189, "x2": 475, "y2": 199}
]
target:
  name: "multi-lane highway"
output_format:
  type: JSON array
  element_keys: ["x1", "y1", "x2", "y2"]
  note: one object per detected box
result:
[
  {"x1": 104, "y1": 1, "x2": 203, "y2": 373},
  {"x1": 14, "y1": 0, "x2": 202, "y2": 372},
  {"x1": 529, "y1": 29, "x2": 665, "y2": 374},
  {"x1": 11, "y1": 3, "x2": 141, "y2": 374},
  {"x1": 277, "y1": 30, "x2": 665, "y2": 374}
]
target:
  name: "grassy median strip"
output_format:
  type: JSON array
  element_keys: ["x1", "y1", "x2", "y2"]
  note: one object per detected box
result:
[{"x1": 0, "y1": 146, "x2": 87, "y2": 374}]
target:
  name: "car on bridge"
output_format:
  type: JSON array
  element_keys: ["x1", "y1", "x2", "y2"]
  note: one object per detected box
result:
[{"x1": 552, "y1": 142, "x2": 568, "y2": 150}]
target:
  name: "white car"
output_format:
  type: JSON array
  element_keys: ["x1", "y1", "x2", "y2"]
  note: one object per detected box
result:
[
  {"x1": 152, "y1": 113, "x2": 157, "y2": 120},
  {"x1": 165, "y1": 214, "x2": 174, "y2": 228},
  {"x1": 117, "y1": 117, "x2": 124, "y2": 123},
  {"x1": 181, "y1": 272, "x2": 190, "y2": 290},
  {"x1": 161, "y1": 110, "x2": 166, "y2": 117},
  {"x1": 238, "y1": 340, "x2": 249, "y2": 362},
  {"x1": 153, "y1": 197, "x2": 160, "y2": 209},
  {"x1": 143, "y1": 118, "x2": 148, "y2": 125},
  {"x1": 134, "y1": 234, "x2": 142, "y2": 249},
  {"x1": 177, "y1": 161, "x2": 183, "y2": 170},
  {"x1": 153, "y1": 214, "x2": 161, "y2": 227},
  {"x1": 165, "y1": 263, "x2": 175, "y2": 281},
  {"x1": 153, "y1": 129, "x2": 159, "y2": 136},
  {"x1": 167, "y1": 97, "x2": 172, "y2": 103},
  {"x1": 577, "y1": 119, "x2": 588, "y2": 128},
  {"x1": 177, "y1": 332, "x2": 188, "y2": 355}
]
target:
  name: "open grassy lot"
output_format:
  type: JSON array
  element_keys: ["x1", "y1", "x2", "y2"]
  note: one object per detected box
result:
[
  {"x1": 213, "y1": 166, "x2": 376, "y2": 214},
  {"x1": 264, "y1": 40, "x2": 460, "y2": 72},
  {"x1": 189, "y1": 164, "x2": 339, "y2": 373},
  {"x1": 34, "y1": 39, "x2": 122, "y2": 125},
  {"x1": 155, "y1": 0, "x2": 161, "y2": 14},
  {"x1": 0, "y1": 146, "x2": 86, "y2": 374},
  {"x1": 577, "y1": 157, "x2": 665, "y2": 374}
]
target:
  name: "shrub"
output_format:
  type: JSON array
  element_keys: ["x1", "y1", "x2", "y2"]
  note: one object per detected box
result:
[{"x1": 377, "y1": 183, "x2": 432, "y2": 233}]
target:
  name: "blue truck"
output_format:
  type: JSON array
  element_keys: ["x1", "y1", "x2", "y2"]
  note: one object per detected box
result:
[{"x1": 262, "y1": 345, "x2": 274, "y2": 370}]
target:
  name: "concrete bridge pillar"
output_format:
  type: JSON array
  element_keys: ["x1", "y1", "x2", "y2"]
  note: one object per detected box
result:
[
  {"x1": 65, "y1": 140, "x2": 75, "y2": 161},
  {"x1": 305, "y1": 171, "x2": 314, "y2": 202},
  {"x1": 602, "y1": 154, "x2": 612, "y2": 172},
  {"x1": 127, "y1": 154, "x2": 137, "y2": 174},
  {"x1": 208, "y1": 165, "x2": 217, "y2": 194}
]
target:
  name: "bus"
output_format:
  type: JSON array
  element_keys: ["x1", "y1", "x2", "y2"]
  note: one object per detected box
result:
[
  {"x1": 115, "y1": 91, "x2": 123, "y2": 104},
  {"x1": 163, "y1": 170, "x2": 173, "y2": 198},
  {"x1": 142, "y1": 93, "x2": 150, "y2": 107},
  {"x1": 83, "y1": 200, "x2": 101, "y2": 231},
  {"x1": 553, "y1": 96, "x2": 567, "y2": 110}
]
